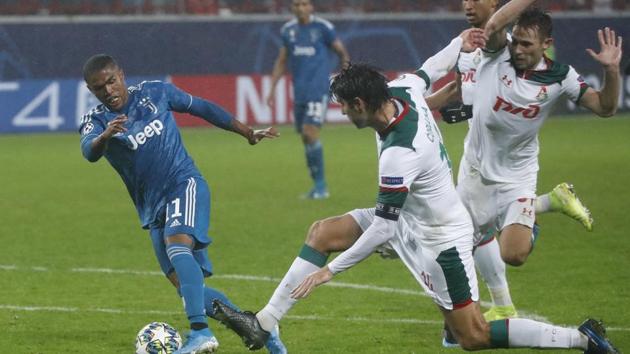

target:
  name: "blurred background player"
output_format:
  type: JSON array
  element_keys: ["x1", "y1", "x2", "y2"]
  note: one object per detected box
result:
[
  {"x1": 214, "y1": 31, "x2": 618, "y2": 352},
  {"x1": 266, "y1": 0, "x2": 350, "y2": 199},
  {"x1": 79, "y1": 55, "x2": 285, "y2": 354}
]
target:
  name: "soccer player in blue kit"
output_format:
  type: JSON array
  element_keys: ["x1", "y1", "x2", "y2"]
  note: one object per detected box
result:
[
  {"x1": 266, "y1": 0, "x2": 350, "y2": 199},
  {"x1": 79, "y1": 54, "x2": 286, "y2": 354}
]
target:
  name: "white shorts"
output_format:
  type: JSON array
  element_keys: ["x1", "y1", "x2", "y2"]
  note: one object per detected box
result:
[
  {"x1": 456, "y1": 159, "x2": 536, "y2": 245},
  {"x1": 348, "y1": 208, "x2": 479, "y2": 310}
]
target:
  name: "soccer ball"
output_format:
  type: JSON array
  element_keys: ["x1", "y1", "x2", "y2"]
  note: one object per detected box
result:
[{"x1": 135, "y1": 322, "x2": 182, "y2": 354}]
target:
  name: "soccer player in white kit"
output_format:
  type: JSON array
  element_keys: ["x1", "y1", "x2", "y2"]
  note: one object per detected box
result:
[
  {"x1": 442, "y1": 0, "x2": 598, "y2": 330},
  {"x1": 458, "y1": 0, "x2": 621, "y2": 276},
  {"x1": 213, "y1": 24, "x2": 619, "y2": 353}
]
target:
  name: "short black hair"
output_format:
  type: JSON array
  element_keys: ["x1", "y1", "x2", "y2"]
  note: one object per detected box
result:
[
  {"x1": 330, "y1": 63, "x2": 390, "y2": 113},
  {"x1": 515, "y1": 7, "x2": 553, "y2": 39},
  {"x1": 82, "y1": 54, "x2": 119, "y2": 81}
]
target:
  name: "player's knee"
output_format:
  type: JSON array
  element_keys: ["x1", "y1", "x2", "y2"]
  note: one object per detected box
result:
[
  {"x1": 305, "y1": 219, "x2": 331, "y2": 251},
  {"x1": 501, "y1": 249, "x2": 528, "y2": 266},
  {"x1": 301, "y1": 125, "x2": 320, "y2": 144}
]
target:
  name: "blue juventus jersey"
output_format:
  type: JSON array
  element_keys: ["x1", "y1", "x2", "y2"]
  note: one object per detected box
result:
[
  {"x1": 79, "y1": 81, "x2": 203, "y2": 229},
  {"x1": 281, "y1": 15, "x2": 337, "y2": 103}
]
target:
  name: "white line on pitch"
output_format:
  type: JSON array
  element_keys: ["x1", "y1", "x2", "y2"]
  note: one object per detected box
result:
[
  {"x1": 0, "y1": 264, "x2": 607, "y2": 328},
  {"x1": 69, "y1": 266, "x2": 548, "y2": 322},
  {"x1": 0, "y1": 304, "x2": 628, "y2": 332}
]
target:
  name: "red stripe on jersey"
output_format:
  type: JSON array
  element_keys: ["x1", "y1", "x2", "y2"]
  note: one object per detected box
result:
[
  {"x1": 453, "y1": 298, "x2": 474, "y2": 309},
  {"x1": 477, "y1": 235, "x2": 495, "y2": 247},
  {"x1": 380, "y1": 99, "x2": 410, "y2": 135},
  {"x1": 379, "y1": 186, "x2": 409, "y2": 193}
]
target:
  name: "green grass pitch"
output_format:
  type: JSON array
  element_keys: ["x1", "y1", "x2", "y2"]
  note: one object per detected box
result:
[{"x1": 0, "y1": 115, "x2": 628, "y2": 353}]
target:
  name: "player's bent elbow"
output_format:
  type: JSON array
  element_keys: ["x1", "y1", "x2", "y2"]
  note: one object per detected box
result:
[{"x1": 83, "y1": 151, "x2": 102, "y2": 163}]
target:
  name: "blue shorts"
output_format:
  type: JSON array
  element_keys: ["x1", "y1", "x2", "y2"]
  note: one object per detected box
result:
[
  {"x1": 149, "y1": 176, "x2": 213, "y2": 277},
  {"x1": 293, "y1": 95, "x2": 329, "y2": 133}
]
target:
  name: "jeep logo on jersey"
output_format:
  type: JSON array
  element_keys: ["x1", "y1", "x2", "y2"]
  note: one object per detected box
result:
[
  {"x1": 293, "y1": 45, "x2": 316, "y2": 56},
  {"x1": 493, "y1": 96, "x2": 540, "y2": 119},
  {"x1": 127, "y1": 119, "x2": 164, "y2": 150}
]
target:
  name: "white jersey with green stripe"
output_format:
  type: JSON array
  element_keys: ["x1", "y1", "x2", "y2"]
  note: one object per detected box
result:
[
  {"x1": 464, "y1": 45, "x2": 589, "y2": 184},
  {"x1": 375, "y1": 72, "x2": 473, "y2": 246}
]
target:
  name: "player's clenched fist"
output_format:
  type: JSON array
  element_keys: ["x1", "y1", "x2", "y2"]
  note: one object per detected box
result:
[{"x1": 103, "y1": 114, "x2": 128, "y2": 139}]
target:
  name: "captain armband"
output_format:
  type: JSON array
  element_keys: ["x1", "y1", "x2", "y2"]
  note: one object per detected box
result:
[
  {"x1": 375, "y1": 202, "x2": 402, "y2": 221},
  {"x1": 439, "y1": 103, "x2": 473, "y2": 124}
]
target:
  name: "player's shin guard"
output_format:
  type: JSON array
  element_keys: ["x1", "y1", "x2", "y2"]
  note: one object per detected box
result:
[
  {"x1": 204, "y1": 286, "x2": 239, "y2": 320},
  {"x1": 490, "y1": 319, "x2": 588, "y2": 349},
  {"x1": 257, "y1": 244, "x2": 328, "y2": 332},
  {"x1": 167, "y1": 243, "x2": 207, "y2": 327},
  {"x1": 305, "y1": 140, "x2": 326, "y2": 190}
]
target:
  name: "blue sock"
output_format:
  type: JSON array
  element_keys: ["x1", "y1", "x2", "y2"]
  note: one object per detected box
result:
[
  {"x1": 166, "y1": 243, "x2": 207, "y2": 326},
  {"x1": 204, "y1": 286, "x2": 239, "y2": 319},
  {"x1": 305, "y1": 140, "x2": 326, "y2": 190}
]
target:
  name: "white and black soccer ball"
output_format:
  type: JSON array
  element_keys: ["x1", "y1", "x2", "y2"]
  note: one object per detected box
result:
[{"x1": 135, "y1": 322, "x2": 182, "y2": 354}]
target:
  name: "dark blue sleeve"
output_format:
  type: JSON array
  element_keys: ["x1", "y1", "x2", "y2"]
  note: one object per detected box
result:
[
  {"x1": 323, "y1": 23, "x2": 336, "y2": 46},
  {"x1": 164, "y1": 82, "x2": 233, "y2": 131},
  {"x1": 79, "y1": 115, "x2": 105, "y2": 162}
]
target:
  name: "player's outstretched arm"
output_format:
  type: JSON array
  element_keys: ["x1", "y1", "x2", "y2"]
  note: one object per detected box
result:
[
  {"x1": 290, "y1": 266, "x2": 333, "y2": 299},
  {"x1": 82, "y1": 114, "x2": 127, "y2": 162},
  {"x1": 290, "y1": 216, "x2": 396, "y2": 299},
  {"x1": 231, "y1": 119, "x2": 280, "y2": 145},
  {"x1": 425, "y1": 80, "x2": 460, "y2": 111},
  {"x1": 267, "y1": 47, "x2": 288, "y2": 108},
  {"x1": 580, "y1": 27, "x2": 622, "y2": 118},
  {"x1": 331, "y1": 39, "x2": 350, "y2": 69},
  {"x1": 484, "y1": 0, "x2": 537, "y2": 51},
  {"x1": 418, "y1": 29, "x2": 484, "y2": 88}
]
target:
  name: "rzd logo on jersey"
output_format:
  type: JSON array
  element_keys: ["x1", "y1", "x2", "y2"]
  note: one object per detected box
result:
[{"x1": 493, "y1": 96, "x2": 540, "y2": 119}]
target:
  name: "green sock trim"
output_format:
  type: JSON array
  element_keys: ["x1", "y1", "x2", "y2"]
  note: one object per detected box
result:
[
  {"x1": 489, "y1": 319, "x2": 509, "y2": 348},
  {"x1": 298, "y1": 244, "x2": 328, "y2": 267}
]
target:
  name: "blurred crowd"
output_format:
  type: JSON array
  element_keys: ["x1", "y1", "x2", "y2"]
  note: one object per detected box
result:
[{"x1": 0, "y1": 0, "x2": 627, "y2": 16}]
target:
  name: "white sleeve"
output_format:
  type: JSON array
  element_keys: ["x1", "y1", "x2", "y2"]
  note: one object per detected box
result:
[
  {"x1": 328, "y1": 147, "x2": 422, "y2": 274},
  {"x1": 327, "y1": 216, "x2": 396, "y2": 274},
  {"x1": 562, "y1": 66, "x2": 590, "y2": 103},
  {"x1": 416, "y1": 36, "x2": 463, "y2": 90}
]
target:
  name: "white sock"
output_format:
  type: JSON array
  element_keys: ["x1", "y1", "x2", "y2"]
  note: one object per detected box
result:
[
  {"x1": 508, "y1": 319, "x2": 588, "y2": 349},
  {"x1": 256, "y1": 257, "x2": 320, "y2": 332},
  {"x1": 535, "y1": 194, "x2": 552, "y2": 213},
  {"x1": 474, "y1": 238, "x2": 513, "y2": 306}
]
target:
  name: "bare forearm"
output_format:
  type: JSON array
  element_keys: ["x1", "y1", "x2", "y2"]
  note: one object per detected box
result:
[
  {"x1": 332, "y1": 40, "x2": 350, "y2": 69},
  {"x1": 337, "y1": 49, "x2": 350, "y2": 69},
  {"x1": 230, "y1": 118, "x2": 255, "y2": 142},
  {"x1": 426, "y1": 81, "x2": 459, "y2": 110},
  {"x1": 269, "y1": 59, "x2": 286, "y2": 92},
  {"x1": 485, "y1": 0, "x2": 537, "y2": 49},
  {"x1": 597, "y1": 66, "x2": 620, "y2": 117}
]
